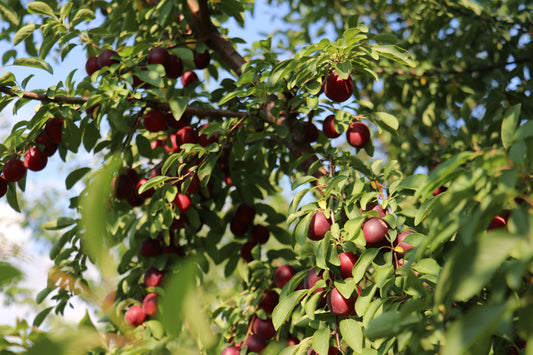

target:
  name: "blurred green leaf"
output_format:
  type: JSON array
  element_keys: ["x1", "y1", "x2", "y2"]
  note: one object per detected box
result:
[
  {"x1": 442, "y1": 302, "x2": 512, "y2": 355},
  {"x1": 436, "y1": 232, "x2": 524, "y2": 305},
  {"x1": 0, "y1": 262, "x2": 22, "y2": 287},
  {"x1": 501, "y1": 104, "x2": 521, "y2": 149}
]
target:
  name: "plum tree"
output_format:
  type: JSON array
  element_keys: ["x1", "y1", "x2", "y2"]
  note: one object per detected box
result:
[{"x1": 0, "y1": 1, "x2": 531, "y2": 355}]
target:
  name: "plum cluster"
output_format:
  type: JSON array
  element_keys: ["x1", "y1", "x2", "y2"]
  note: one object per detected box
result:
[{"x1": 0, "y1": 118, "x2": 64, "y2": 198}]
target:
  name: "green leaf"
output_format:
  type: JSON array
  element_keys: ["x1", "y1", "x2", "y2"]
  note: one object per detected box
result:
[
  {"x1": 272, "y1": 290, "x2": 307, "y2": 330},
  {"x1": 335, "y1": 62, "x2": 352, "y2": 79},
  {"x1": 43, "y1": 217, "x2": 76, "y2": 230},
  {"x1": 374, "y1": 112, "x2": 399, "y2": 131},
  {"x1": 14, "y1": 24, "x2": 36, "y2": 46},
  {"x1": 6, "y1": 183, "x2": 21, "y2": 212},
  {"x1": 0, "y1": 4, "x2": 20, "y2": 25},
  {"x1": 0, "y1": 262, "x2": 22, "y2": 286},
  {"x1": 169, "y1": 96, "x2": 188, "y2": 121},
  {"x1": 13, "y1": 57, "x2": 53, "y2": 74},
  {"x1": 217, "y1": 0, "x2": 244, "y2": 26},
  {"x1": 292, "y1": 175, "x2": 317, "y2": 190},
  {"x1": 71, "y1": 8, "x2": 95, "y2": 25},
  {"x1": 65, "y1": 167, "x2": 91, "y2": 190},
  {"x1": 352, "y1": 248, "x2": 379, "y2": 283},
  {"x1": 159, "y1": 258, "x2": 197, "y2": 336},
  {"x1": 442, "y1": 303, "x2": 512, "y2": 355},
  {"x1": 501, "y1": 103, "x2": 521, "y2": 149},
  {"x1": 138, "y1": 175, "x2": 170, "y2": 194},
  {"x1": 79, "y1": 155, "x2": 121, "y2": 275},
  {"x1": 412, "y1": 258, "x2": 441, "y2": 275},
  {"x1": 33, "y1": 307, "x2": 53, "y2": 327},
  {"x1": 373, "y1": 44, "x2": 416, "y2": 67},
  {"x1": 435, "y1": 232, "x2": 524, "y2": 305},
  {"x1": 365, "y1": 311, "x2": 401, "y2": 340},
  {"x1": 312, "y1": 327, "x2": 330, "y2": 355},
  {"x1": 78, "y1": 309, "x2": 97, "y2": 331},
  {"x1": 390, "y1": 174, "x2": 427, "y2": 195},
  {"x1": 340, "y1": 319, "x2": 363, "y2": 353},
  {"x1": 294, "y1": 212, "x2": 313, "y2": 245},
  {"x1": 27, "y1": 2, "x2": 56, "y2": 17}
]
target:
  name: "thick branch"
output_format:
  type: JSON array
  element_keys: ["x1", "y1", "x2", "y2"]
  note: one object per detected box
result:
[{"x1": 186, "y1": 0, "x2": 246, "y2": 76}]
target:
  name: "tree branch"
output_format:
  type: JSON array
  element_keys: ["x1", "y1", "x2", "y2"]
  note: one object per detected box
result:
[
  {"x1": 186, "y1": 0, "x2": 246, "y2": 76},
  {"x1": 0, "y1": 85, "x2": 249, "y2": 118}
]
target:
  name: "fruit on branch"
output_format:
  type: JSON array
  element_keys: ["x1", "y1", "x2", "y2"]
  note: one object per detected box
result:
[
  {"x1": 2, "y1": 159, "x2": 27, "y2": 182},
  {"x1": 193, "y1": 50, "x2": 211, "y2": 69},
  {"x1": 112, "y1": 174, "x2": 135, "y2": 200},
  {"x1": 97, "y1": 49, "x2": 120, "y2": 69},
  {"x1": 183, "y1": 170, "x2": 201, "y2": 194},
  {"x1": 143, "y1": 109, "x2": 168, "y2": 132},
  {"x1": 166, "y1": 112, "x2": 191, "y2": 130},
  {"x1": 85, "y1": 56, "x2": 99, "y2": 76},
  {"x1": 142, "y1": 292, "x2": 158, "y2": 317},
  {"x1": 140, "y1": 238, "x2": 163, "y2": 257},
  {"x1": 24, "y1": 147, "x2": 48, "y2": 171},
  {"x1": 198, "y1": 123, "x2": 219, "y2": 147},
  {"x1": 176, "y1": 126, "x2": 199, "y2": 148},
  {"x1": 241, "y1": 241, "x2": 257, "y2": 262},
  {"x1": 274, "y1": 265, "x2": 297, "y2": 289},
  {"x1": 327, "y1": 286, "x2": 359, "y2": 317},
  {"x1": 287, "y1": 337, "x2": 300, "y2": 346},
  {"x1": 221, "y1": 346, "x2": 240, "y2": 355},
  {"x1": 322, "y1": 114, "x2": 341, "y2": 138},
  {"x1": 362, "y1": 217, "x2": 390, "y2": 248},
  {"x1": 252, "y1": 317, "x2": 276, "y2": 340},
  {"x1": 244, "y1": 334, "x2": 267, "y2": 354},
  {"x1": 308, "y1": 346, "x2": 339, "y2": 355},
  {"x1": 235, "y1": 203, "x2": 256, "y2": 225},
  {"x1": 147, "y1": 47, "x2": 170, "y2": 66},
  {"x1": 173, "y1": 192, "x2": 192, "y2": 214},
  {"x1": 308, "y1": 211, "x2": 331, "y2": 241},
  {"x1": 45, "y1": 118, "x2": 64, "y2": 144},
  {"x1": 0, "y1": 176, "x2": 7, "y2": 197},
  {"x1": 346, "y1": 122, "x2": 370, "y2": 149},
  {"x1": 432, "y1": 186, "x2": 447, "y2": 196},
  {"x1": 488, "y1": 216, "x2": 507, "y2": 230},
  {"x1": 339, "y1": 251, "x2": 359, "y2": 279},
  {"x1": 230, "y1": 218, "x2": 249, "y2": 237},
  {"x1": 260, "y1": 290, "x2": 279, "y2": 314},
  {"x1": 324, "y1": 71, "x2": 353, "y2": 103},
  {"x1": 125, "y1": 304, "x2": 146, "y2": 327},
  {"x1": 164, "y1": 54, "x2": 183, "y2": 79},
  {"x1": 303, "y1": 121, "x2": 319, "y2": 143},
  {"x1": 181, "y1": 70, "x2": 198, "y2": 87},
  {"x1": 35, "y1": 131, "x2": 58, "y2": 156},
  {"x1": 144, "y1": 267, "x2": 164, "y2": 287},
  {"x1": 251, "y1": 225, "x2": 270, "y2": 244},
  {"x1": 362, "y1": 202, "x2": 387, "y2": 218},
  {"x1": 164, "y1": 134, "x2": 179, "y2": 153},
  {"x1": 304, "y1": 267, "x2": 323, "y2": 290},
  {"x1": 395, "y1": 231, "x2": 414, "y2": 257}
]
